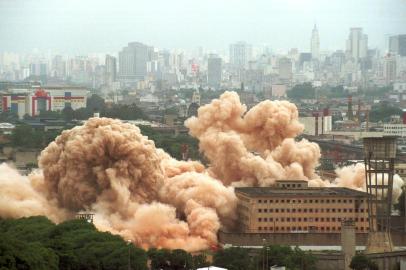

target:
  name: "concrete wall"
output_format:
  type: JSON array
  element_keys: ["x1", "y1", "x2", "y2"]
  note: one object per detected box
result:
[{"x1": 219, "y1": 231, "x2": 406, "y2": 247}]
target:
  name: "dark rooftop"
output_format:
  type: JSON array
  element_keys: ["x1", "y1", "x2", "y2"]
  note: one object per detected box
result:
[{"x1": 235, "y1": 187, "x2": 368, "y2": 197}]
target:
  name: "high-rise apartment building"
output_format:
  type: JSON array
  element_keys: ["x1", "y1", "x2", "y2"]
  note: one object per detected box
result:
[
  {"x1": 311, "y1": 24, "x2": 320, "y2": 60},
  {"x1": 118, "y1": 42, "x2": 150, "y2": 83},
  {"x1": 207, "y1": 55, "x2": 222, "y2": 88},
  {"x1": 105, "y1": 55, "x2": 117, "y2": 86},
  {"x1": 229, "y1": 41, "x2": 252, "y2": 69},
  {"x1": 389, "y1": 35, "x2": 406, "y2": 57},
  {"x1": 278, "y1": 57, "x2": 293, "y2": 81},
  {"x1": 384, "y1": 53, "x2": 397, "y2": 84},
  {"x1": 346, "y1": 28, "x2": 368, "y2": 60},
  {"x1": 51, "y1": 55, "x2": 66, "y2": 79}
]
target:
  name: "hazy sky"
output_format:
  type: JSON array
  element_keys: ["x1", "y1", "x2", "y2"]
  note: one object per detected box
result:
[{"x1": 0, "y1": 0, "x2": 405, "y2": 54}]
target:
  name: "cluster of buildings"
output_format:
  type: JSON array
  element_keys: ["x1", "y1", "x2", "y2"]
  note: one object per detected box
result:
[
  {"x1": 0, "y1": 82, "x2": 87, "y2": 118},
  {"x1": 0, "y1": 27, "x2": 405, "y2": 101}
]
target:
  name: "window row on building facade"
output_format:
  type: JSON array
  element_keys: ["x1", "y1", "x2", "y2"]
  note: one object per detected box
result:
[
  {"x1": 257, "y1": 217, "x2": 368, "y2": 222},
  {"x1": 257, "y1": 226, "x2": 367, "y2": 232},
  {"x1": 257, "y1": 198, "x2": 362, "y2": 204},
  {"x1": 257, "y1": 208, "x2": 366, "y2": 213}
]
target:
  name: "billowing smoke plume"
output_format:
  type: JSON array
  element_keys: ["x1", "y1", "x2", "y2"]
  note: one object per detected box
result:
[{"x1": 0, "y1": 91, "x2": 403, "y2": 251}]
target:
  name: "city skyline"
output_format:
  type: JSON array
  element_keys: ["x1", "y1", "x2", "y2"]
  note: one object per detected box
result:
[{"x1": 0, "y1": 0, "x2": 405, "y2": 54}]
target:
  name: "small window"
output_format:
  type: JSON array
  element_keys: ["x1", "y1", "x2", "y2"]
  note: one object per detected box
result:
[
  {"x1": 258, "y1": 200, "x2": 262, "y2": 203},
  {"x1": 309, "y1": 199, "x2": 313, "y2": 203},
  {"x1": 258, "y1": 218, "x2": 262, "y2": 222},
  {"x1": 258, "y1": 209, "x2": 262, "y2": 213},
  {"x1": 264, "y1": 209, "x2": 268, "y2": 213},
  {"x1": 264, "y1": 200, "x2": 268, "y2": 203},
  {"x1": 258, "y1": 227, "x2": 262, "y2": 230},
  {"x1": 264, "y1": 218, "x2": 268, "y2": 222}
]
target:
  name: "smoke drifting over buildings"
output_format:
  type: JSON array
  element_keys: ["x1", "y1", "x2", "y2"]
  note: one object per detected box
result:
[{"x1": 0, "y1": 91, "x2": 403, "y2": 251}]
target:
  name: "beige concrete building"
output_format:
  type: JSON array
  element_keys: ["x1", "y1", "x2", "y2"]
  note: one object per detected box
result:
[{"x1": 236, "y1": 180, "x2": 370, "y2": 234}]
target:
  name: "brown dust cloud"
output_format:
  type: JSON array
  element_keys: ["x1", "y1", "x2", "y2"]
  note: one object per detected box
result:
[{"x1": 0, "y1": 91, "x2": 403, "y2": 251}]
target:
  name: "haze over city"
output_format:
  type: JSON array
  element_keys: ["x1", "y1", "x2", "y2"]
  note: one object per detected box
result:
[
  {"x1": 2, "y1": 1, "x2": 406, "y2": 269},
  {"x1": 0, "y1": 0, "x2": 405, "y2": 53}
]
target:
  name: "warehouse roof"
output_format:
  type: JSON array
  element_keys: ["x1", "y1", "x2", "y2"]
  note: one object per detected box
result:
[{"x1": 235, "y1": 187, "x2": 368, "y2": 197}]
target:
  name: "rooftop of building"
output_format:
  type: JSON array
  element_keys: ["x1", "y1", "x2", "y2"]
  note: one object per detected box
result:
[{"x1": 235, "y1": 186, "x2": 368, "y2": 198}]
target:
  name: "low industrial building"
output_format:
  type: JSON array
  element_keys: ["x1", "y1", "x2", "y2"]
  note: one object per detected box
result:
[
  {"x1": 235, "y1": 180, "x2": 370, "y2": 234},
  {"x1": 1, "y1": 86, "x2": 88, "y2": 118}
]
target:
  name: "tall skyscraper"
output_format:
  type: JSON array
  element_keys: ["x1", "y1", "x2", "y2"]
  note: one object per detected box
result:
[
  {"x1": 105, "y1": 55, "x2": 117, "y2": 86},
  {"x1": 51, "y1": 55, "x2": 66, "y2": 79},
  {"x1": 118, "y1": 42, "x2": 149, "y2": 83},
  {"x1": 229, "y1": 41, "x2": 252, "y2": 69},
  {"x1": 207, "y1": 54, "x2": 222, "y2": 88},
  {"x1": 383, "y1": 53, "x2": 397, "y2": 84},
  {"x1": 389, "y1": 35, "x2": 406, "y2": 57},
  {"x1": 311, "y1": 24, "x2": 320, "y2": 60},
  {"x1": 278, "y1": 57, "x2": 292, "y2": 81},
  {"x1": 346, "y1": 28, "x2": 368, "y2": 60}
]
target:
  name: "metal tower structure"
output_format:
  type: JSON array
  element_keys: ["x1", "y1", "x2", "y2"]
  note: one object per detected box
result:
[{"x1": 363, "y1": 136, "x2": 397, "y2": 252}]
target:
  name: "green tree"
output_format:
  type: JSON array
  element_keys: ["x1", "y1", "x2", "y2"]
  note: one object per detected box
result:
[
  {"x1": 369, "y1": 102, "x2": 402, "y2": 122},
  {"x1": 0, "y1": 233, "x2": 58, "y2": 270},
  {"x1": 213, "y1": 247, "x2": 252, "y2": 270},
  {"x1": 62, "y1": 106, "x2": 75, "y2": 122},
  {"x1": 287, "y1": 83, "x2": 316, "y2": 100},
  {"x1": 87, "y1": 94, "x2": 106, "y2": 113},
  {"x1": 350, "y1": 254, "x2": 378, "y2": 270},
  {"x1": 0, "y1": 217, "x2": 148, "y2": 270}
]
